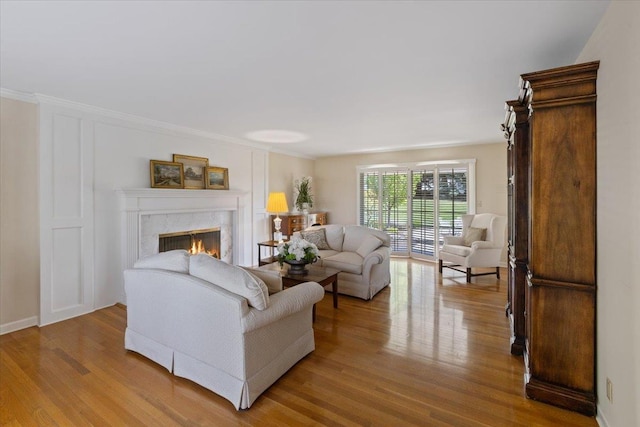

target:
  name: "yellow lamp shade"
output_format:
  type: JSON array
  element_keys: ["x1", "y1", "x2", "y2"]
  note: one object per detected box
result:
[{"x1": 266, "y1": 192, "x2": 289, "y2": 213}]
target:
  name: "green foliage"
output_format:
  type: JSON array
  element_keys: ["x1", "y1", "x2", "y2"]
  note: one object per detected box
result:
[
  {"x1": 364, "y1": 172, "x2": 409, "y2": 227},
  {"x1": 295, "y1": 177, "x2": 313, "y2": 210}
]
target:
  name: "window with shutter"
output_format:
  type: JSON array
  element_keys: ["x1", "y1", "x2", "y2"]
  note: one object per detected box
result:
[{"x1": 357, "y1": 160, "x2": 475, "y2": 258}]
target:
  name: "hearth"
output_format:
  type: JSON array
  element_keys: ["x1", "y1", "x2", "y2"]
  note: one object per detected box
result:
[{"x1": 159, "y1": 227, "x2": 220, "y2": 258}]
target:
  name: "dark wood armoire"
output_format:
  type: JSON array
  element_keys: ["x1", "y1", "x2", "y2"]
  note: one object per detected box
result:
[
  {"x1": 503, "y1": 61, "x2": 599, "y2": 416},
  {"x1": 502, "y1": 97, "x2": 530, "y2": 357}
]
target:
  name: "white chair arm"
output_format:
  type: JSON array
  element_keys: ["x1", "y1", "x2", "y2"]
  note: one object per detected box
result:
[
  {"x1": 241, "y1": 282, "x2": 324, "y2": 332},
  {"x1": 471, "y1": 241, "x2": 500, "y2": 250},
  {"x1": 444, "y1": 235, "x2": 464, "y2": 245}
]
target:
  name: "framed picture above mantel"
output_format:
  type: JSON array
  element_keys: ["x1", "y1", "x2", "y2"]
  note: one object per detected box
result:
[
  {"x1": 150, "y1": 160, "x2": 184, "y2": 188},
  {"x1": 149, "y1": 154, "x2": 230, "y2": 190},
  {"x1": 173, "y1": 154, "x2": 209, "y2": 189},
  {"x1": 206, "y1": 166, "x2": 229, "y2": 190}
]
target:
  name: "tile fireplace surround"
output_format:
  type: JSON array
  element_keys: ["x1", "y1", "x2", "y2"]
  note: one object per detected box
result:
[{"x1": 117, "y1": 188, "x2": 247, "y2": 270}]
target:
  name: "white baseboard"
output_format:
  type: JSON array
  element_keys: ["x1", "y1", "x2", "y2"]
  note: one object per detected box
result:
[
  {"x1": 595, "y1": 407, "x2": 608, "y2": 427},
  {"x1": 0, "y1": 316, "x2": 38, "y2": 335}
]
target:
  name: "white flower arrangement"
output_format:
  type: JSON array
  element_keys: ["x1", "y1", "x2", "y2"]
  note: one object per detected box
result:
[{"x1": 277, "y1": 237, "x2": 319, "y2": 265}]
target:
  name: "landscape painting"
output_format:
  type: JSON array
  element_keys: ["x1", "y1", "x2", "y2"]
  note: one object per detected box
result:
[
  {"x1": 173, "y1": 154, "x2": 209, "y2": 189},
  {"x1": 206, "y1": 167, "x2": 229, "y2": 190},
  {"x1": 150, "y1": 160, "x2": 184, "y2": 188}
]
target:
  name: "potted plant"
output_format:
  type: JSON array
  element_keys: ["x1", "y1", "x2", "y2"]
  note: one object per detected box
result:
[{"x1": 294, "y1": 176, "x2": 313, "y2": 212}]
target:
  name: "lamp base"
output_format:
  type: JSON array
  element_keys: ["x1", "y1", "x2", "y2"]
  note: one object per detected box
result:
[{"x1": 273, "y1": 215, "x2": 284, "y2": 243}]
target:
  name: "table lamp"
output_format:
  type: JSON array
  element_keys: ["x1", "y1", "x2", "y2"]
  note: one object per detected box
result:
[{"x1": 266, "y1": 192, "x2": 289, "y2": 242}]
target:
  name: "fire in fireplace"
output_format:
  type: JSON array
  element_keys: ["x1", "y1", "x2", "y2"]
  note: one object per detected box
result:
[{"x1": 159, "y1": 227, "x2": 221, "y2": 258}]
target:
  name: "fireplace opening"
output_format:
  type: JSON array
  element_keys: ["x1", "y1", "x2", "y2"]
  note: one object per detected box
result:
[{"x1": 159, "y1": 227, "x2": 220, "y2": 258}]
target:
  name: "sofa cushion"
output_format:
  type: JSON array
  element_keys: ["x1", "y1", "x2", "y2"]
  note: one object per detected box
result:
[
  {"x1": 323, "y1": 252, "x2": 363, "y2": 275},
  {"x1": 315, "y1": 249, "x2": 338, "y2": 267},
  {"x1": 442, "y1": 244, "x2": 472, "y2": 257},
  {"x1": 300, "y1": 228, "x2": 330, "y2": 250},
  {"x1": 356, "y1": 234, "x2": 382, "y2": 258},
  {"x1": 343, "y1": 226, "x2": 390, "y2": 252},
  {"x1": 464, "y1": 227, "x2": 486, "y2": 246},
  {"x1": 321, "y1": 225, "x2": 345, "y2": 251},
  {"x1": 189, "y1": 254, "x2": 269, "y2": 310},
  {"x1": 134, "y1": 250, "x2": 190, "y2": 274},
  {"x1": 317, "y1": 249, "x2": 339, "y2": 259}
]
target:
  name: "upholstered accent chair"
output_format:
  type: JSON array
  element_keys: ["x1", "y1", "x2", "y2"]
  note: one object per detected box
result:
[{"x1": 438, "y1": 213, "x2": 507, "y2": 282}]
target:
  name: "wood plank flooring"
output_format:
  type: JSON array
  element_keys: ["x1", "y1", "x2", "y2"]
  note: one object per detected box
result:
[{"x1": 0, "y1": 258, "x2": 598, "y2": 426}]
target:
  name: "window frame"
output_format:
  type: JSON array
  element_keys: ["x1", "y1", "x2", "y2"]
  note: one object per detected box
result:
[{"x1": 356, "y1": 159, "x2": 476, "y2": 258}]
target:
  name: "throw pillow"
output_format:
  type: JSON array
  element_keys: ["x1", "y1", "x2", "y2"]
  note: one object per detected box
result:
[
  {"x1": 356, "y1": 234, "x2": 382, "y2": 258},
  {"x1": 189, "y1": 254, "x2": 269, "y2": 310},
  {"x1": 464, "y1": 227, "x2": 487, "y2": 246},
  {"x1": 301, "y1": 228, "x2": 330, "y2": 250},
  {"x1": 134, "y1": 250, "x2": 190, "y2": 274},
  {"x1": 241, "y1": 266, "x2": 282, "y2": 295}
]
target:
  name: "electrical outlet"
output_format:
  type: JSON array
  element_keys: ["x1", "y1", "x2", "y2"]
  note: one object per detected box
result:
[{"x1": 606, "y1": 377, "x2": 613, "y2": 403}]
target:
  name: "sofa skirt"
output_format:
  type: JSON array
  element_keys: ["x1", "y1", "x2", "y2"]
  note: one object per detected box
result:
[{"x1": 125, "y1": 327, "x2": 316, "y2": 410}]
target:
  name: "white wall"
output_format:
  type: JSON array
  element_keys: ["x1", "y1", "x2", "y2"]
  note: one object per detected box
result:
[
  {"x1": 268, "y1": 152, "x2": 315, "y2": 210},
  {"x1": 0, "y1": 97, "x2": 39, "y2": 333},
  {"x1": 35, "y1": 97, "x2": 269, "y2": 322},
  {"x1": 576, "y1": 2, "x2": 640, "y2": 427},
  {"x1": 314, "y1": 143, "x2": 506, "y2": 225},
  {"x1": 91, "y1": 118, "x2": 266, "y2": 306}
]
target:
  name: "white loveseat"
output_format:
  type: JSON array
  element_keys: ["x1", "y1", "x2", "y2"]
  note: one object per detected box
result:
[
  {"x1": 124, "y1": 250, "x2": 325, "y2": 410},
  {"x1": 294, "y1": 225, "x2": 391, "y2": 300}
]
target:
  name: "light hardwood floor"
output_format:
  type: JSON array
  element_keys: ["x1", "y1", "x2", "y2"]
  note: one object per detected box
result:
[{"x1": 1, "y1": 258, "x2": 598, "y2": 426}]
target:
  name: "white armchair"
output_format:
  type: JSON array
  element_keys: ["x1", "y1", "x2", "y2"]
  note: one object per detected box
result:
[{"x1": 438, "y1": 213, "x2": 507, "y2": 282}]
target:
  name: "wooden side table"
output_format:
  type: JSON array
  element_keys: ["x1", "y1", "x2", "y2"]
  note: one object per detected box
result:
[
  {"x1": 269, "y1": 212, "x2": 328, "y2": 239},
  {"x1": 257, "y1": 240, "x2": 285, "y2": 266}
]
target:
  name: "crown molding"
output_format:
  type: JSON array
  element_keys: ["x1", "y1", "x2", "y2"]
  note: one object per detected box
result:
[
  {"x1": 2, "y1": 89, "x2": 318, "y2": 160},
  {"x1": 267, "y1": 145, "x2": 317, "y2": 160},
  {"x1": 0, "y1": 88, "x2": 38, "y2": 103},
  {"x1": 33, "y1": 93, "x2": 272, "y2": 151},
  {"x1": 3, "y1": 88, "x2": 270, "y2": 152}
]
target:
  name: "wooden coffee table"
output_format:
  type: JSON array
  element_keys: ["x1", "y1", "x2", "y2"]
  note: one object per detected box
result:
[{"x1": 260, "y1": 262, "x2": 340, "y2": 309}]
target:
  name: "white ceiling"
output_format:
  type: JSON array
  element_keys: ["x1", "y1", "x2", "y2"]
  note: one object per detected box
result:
[{"x1": 0, "y1": 1, "x2": 609, "y2": 158}]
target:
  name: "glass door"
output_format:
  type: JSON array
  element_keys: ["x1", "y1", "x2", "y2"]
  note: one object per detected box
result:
[
  {"x1": 410, "y1": 169, "x2": 436, "y2": 258},
  {"x1": 359, "y1": 171, "x2": 381, "y2": 230},
  {"x1": 358, "y1": 161, "x2": 473, "y2": 259},
  {"x1": 437, "y1": 166, "x2": 468, "y2": 249},
  {"x1": 381, "y1": 170, "x2": 409, "y2": 255}
]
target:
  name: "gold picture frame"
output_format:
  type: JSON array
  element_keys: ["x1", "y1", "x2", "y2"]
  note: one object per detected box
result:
[
  {"x1": 172, "y1": 154, "x2": 209, "y2": 189},
  {"x1": 150, "y1": 160, "x2": 184, "y2": 188},
  {"x1": 206, "y1": 166, "x2": 229, "y2": 190}
]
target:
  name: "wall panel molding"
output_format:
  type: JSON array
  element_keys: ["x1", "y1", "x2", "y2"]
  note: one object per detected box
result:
[{"x1": 39, "y1": 104, "x2": 95, "y2": 326}]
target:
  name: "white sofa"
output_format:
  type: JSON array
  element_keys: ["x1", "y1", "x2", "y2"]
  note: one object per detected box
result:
[
  {"x1": 124, "y1": 250, "x2": 325, "y2": 410},
  {"x1": 294, "y1": 224, "x2": 391, "y2": 300}
]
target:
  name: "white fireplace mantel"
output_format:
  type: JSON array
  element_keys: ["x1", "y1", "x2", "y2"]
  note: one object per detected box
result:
[{"x1": 117, "y1": 188, "x2": 249, "y2": 269}]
